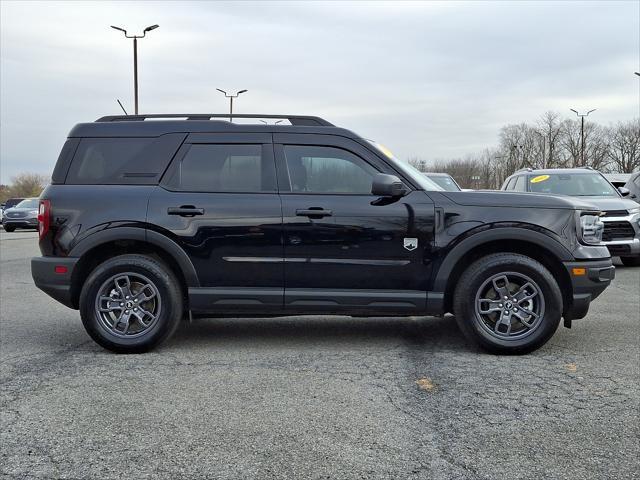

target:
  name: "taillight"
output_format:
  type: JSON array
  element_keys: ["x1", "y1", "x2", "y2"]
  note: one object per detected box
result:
[{"x1": 37, "y1": 199, "x2": 51, "y2": 240}]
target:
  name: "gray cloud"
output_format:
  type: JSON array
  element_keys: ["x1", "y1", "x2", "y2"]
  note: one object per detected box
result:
[{"x1": 1, "y1": 0, "x2": 638, "y2": 183}]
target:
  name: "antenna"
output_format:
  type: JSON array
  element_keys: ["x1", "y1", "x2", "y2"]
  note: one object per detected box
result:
[{"x1": 116, "y1": 99, "x2": 129, "y2": 115}]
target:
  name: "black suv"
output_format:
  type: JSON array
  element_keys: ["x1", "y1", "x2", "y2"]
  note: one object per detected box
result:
[{"x1": 32, "y1": 114, "x2": 615, "y2": 354}]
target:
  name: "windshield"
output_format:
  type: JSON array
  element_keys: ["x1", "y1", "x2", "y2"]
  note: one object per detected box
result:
[
  {"x1": 425, "y1": 174, "x2": 461, "y2": 191},
  {"x1": 366, "y1": 140, "x2": 443, "y2": 191},
  {"x1": 15, "y1": 199, "x2": 39, "y2": 209},
  {"x1": 528, "y1": 173, "x2": 619, "y2": 197}
]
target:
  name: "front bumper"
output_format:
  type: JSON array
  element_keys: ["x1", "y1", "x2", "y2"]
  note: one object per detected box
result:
[
  {"x1": 31, "y1": 256, "x2": 79, "y2": 309},
  {"x1": 2, "y1": 218, "x2": 38, "y2": 228},
  {"x1": 563, "y1": 258, "x2": 615, "y2": 321},
  {"x1": 603, "y1": 237, "x2": 640, "y2": 258},
  {"x1": 601, "y1": 212, "x2": 640, "y2": 258}
]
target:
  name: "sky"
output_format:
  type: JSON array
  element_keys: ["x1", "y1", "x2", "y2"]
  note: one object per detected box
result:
[{"x1": 1, "y1": 0, "x2": 639, "y2": 183}]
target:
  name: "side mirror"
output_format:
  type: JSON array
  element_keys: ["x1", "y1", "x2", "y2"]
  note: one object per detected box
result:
[
  {"x1": 618, "y1": 186, "x2": 631, "y2": 197},
  {"x1": 372, "y1": 173, "x2": 407, "y2": 197}
]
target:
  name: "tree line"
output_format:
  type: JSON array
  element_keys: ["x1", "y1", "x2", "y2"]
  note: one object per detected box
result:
[
  {"x1": 410, "y1": 112, "x2": 640, "y2": 189},
  {"x1": 0, "y1": 173, "x2": 49, "y2": 203}
]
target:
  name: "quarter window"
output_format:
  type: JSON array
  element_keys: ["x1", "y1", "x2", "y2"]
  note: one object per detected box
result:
[
  {"x1": 283, "y1": 145, "x2": 377, "y2": 194},
  {"x1": 504, "y1": 178, "x2": 516, "y2": 190},
  {"x1": 513, "y1": 175, "x2": 527, "y2": 192},
  {"x1": 66, "y1": 135, "x2": 184, "y2": 185},
  {"x1": 168, "y1": 144, "x2": 276, "y2": 192}
]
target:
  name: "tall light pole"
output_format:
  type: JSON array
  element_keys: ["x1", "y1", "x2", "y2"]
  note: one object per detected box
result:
[
  {"x1": 216, "y1": 89, "x2": 248, "y2": 122},
  {"x1": 570, "y1": 108, "x2": 596, "y2": 167},
  {"x1": 111, "y1": 24, "x2": 159, "y2": 115}
]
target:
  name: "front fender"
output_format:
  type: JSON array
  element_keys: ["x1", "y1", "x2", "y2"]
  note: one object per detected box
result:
[{"x1": 431, "y1": 225, "x2": 574, "y2": 294}]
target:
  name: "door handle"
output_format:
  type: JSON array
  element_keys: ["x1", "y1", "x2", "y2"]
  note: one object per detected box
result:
[
  {"x1": 296, "y1": 208, "x2": 333, "y2": 218},
  {"x1": 167, "y1": 206, "x2": 204, "y2": 217}
]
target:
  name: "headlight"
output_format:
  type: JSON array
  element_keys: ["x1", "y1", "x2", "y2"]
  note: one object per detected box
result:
[
  {"x1": 29, "y1": 209, "x2": 39, "y2": 215},
  {"x1": 579, "y1": 213, "x2": 604, "y2": 245},
  {"x1": 628, "y1": 207, "x2": 640, "y2": 215}
]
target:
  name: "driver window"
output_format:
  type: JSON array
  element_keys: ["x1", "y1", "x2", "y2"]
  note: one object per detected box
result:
[{"x1": 283, "y1": 145, "x2": 378, "y2": 194}]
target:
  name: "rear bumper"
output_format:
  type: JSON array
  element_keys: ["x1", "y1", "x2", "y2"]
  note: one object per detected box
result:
[
  {"x1": 31, "y1": 257, "x2": 79, "y2": 309},
  {"x1": 563, "y1": 258, "x2": 615, "y2": 321}
]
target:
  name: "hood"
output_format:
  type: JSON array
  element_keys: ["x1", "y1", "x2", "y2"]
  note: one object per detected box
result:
[
  {"x1": 5, "y1": 207, "x2": 38, "y2": 214},
  {"x1": 441, "y1": 190, "x2": 601, "y2": 211},
  {"x1": 572, "y1": 196, "x2": 638, "y2": 212}
]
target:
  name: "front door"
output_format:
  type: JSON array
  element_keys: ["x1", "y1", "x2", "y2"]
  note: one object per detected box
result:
[
  {"x1": 274, "y1": 134, "x2": 435, "y2": 314},
  {"x1": 147, "y1": 133, "x2": 283, "y2": 312}
]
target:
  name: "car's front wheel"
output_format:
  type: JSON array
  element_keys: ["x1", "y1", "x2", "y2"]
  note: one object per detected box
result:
[
  {"x1": 79, "y1": 254, "x2": 183, "y2": 353},
  {"x1": 3, "y1": 225, "x2": 15, "y2": 232},
  {"x1": 453, "y1": 253, "x2": 562, "y2": 354}
]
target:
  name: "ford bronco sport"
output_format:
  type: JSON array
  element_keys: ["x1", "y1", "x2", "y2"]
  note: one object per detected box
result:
[{"x1": 32, "y1": 114, "x2": 615, "y2": 354}]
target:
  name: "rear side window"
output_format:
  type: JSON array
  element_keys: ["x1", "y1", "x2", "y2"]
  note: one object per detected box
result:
[
  {"x1": 65, "y1": 134, "x2": 185, "y2": 185},
  {"x1": 165, "y1": 144, "x2": 276, "y2": 192}
]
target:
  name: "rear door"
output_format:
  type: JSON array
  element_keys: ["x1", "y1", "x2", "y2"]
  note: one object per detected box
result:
[
  {"x1": 147, "y1": 133, "x2": 284, "y2": 312},
  {"x1": 274, "y1": 133, "x2": 435, "y2": 314}
]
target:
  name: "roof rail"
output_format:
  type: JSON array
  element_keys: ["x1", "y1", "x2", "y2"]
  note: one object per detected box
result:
[
  {"x1": 95, "y1": 113, "x2": 334, "y2": 127},
  {"x1": 515, "y1": 167, "x2": 533, "y2": 173}
]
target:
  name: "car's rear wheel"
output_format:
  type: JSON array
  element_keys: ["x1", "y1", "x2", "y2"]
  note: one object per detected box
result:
[
  {"x1": 3, "y1": 226, "x2": 15, "y2": 232},
  {"x1": 453, "y1": 253, "x2": 562, "y2": 354},
  {"x1": 79, "y1": 254, "x2": 183, "y2": 353},
  {"x1": 620, "y1": 256, "x2": 640, "y2": 267}
]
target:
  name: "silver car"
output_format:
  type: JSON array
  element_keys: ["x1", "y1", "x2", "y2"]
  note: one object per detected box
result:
[
  {"x1": 1, "y1": 198, "x2": 39, "y2": 232},
  {"x1": 502, "y1": 168, "x2": 640, "y2": 267}
]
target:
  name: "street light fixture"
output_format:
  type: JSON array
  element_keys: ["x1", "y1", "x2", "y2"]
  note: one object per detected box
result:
[
  {"x1": 216, "y1": 89, "x2": 248, "y2": 122},
  {"x1": 570, "y1": 108, "x2": 596, "y2": 167},
  {"x1": 111, "y1": 24, "x2": 159, "y2": 115}
]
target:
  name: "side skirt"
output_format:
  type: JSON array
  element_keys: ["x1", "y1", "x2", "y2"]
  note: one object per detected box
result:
[{"x1": 187, "y1": 287, "x2": 441, "y2": 315}]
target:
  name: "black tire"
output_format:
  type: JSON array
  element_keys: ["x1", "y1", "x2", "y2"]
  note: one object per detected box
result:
[
  {"x1": 620, "y1": 256, "x2": 640, "y2": 267},
  {"x1": 3, "y1": 226, "x2": 15, "y2": 232},
  {"x1": 79, "y1": 254, "x2": 183, "y2": 353},
  {"x1": 453, "y1": 253, "x2": 562, "y2": 354}
]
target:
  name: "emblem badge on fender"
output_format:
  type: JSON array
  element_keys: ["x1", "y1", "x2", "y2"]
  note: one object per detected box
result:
[{"x1": 403, "y1": 238, "x2": 418, "y2": 251}]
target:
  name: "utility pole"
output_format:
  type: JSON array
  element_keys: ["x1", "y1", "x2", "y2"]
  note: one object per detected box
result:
[
  {"x1": 111, "y1": 24, "x2": 159, "y2": 115},
  {"x1": 570, "y1": 109, "x2": 596, "y2": 167},
  {"x1": 216, "y1": 89, "x2": 248, "y2": 122}
]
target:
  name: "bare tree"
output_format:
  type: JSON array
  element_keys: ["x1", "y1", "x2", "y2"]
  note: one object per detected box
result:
[
  {"x1": 536, "y1": 111, "x2": 564, "y2": 168},
  {"x1": 606, "y1": 119, "x2": 640, "y2": 173},
  {"x1": 406, "y1": 113, "x2": 638, "y2": 190},
  {"x1": 3, "y1": 173, "x2": 49, "y2": 200}
]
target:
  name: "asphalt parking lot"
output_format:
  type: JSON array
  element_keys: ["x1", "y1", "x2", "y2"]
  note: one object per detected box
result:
[{"x1": 1, "y1": 230, "x2": 638, "y2": 480}]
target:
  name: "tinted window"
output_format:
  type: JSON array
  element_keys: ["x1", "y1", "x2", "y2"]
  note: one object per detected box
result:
[
  {"x1": 4, "y1": 198, "x2": 24, "y2": 209},
  {"x1": 168, "y1": 144, "x2": 275, "y2": 192},
  {"x1": 66, "y1": 134, "x2": 185, "y2": 185},
  {"x1": 51, "y1": 139, "x2": 79, "y2": 184},
  {"x1": 513, "y1": 175, "x2": 527, "y2": 192},
  {"x1": 283, "y1": 145, "x2": 377, "y2": 194}
]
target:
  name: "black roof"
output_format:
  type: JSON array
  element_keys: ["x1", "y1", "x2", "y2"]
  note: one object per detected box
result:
[{"x1": 68, "y1": 113, "x2": 361, "y2": 138}]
